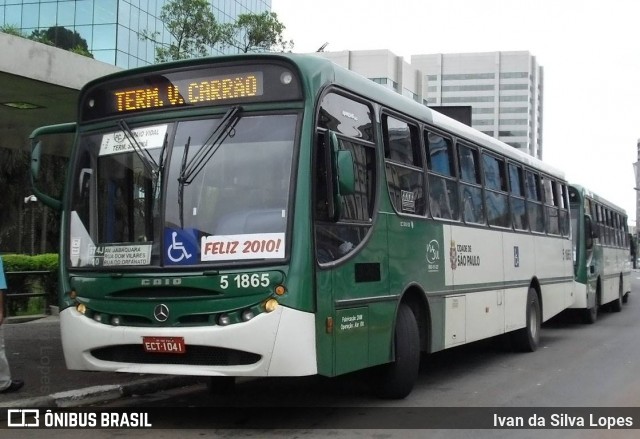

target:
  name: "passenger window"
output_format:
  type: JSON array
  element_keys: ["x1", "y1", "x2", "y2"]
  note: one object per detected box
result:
[
  {"x1": 426, "y1": 131, "x2": 456, "y2": 177},
  {"x1": 508, "y1": 164, "x2": 527, "y2": 230},
  {"x1": 425, "y1": 130, "x2": 459, "y2": 220},
  {"x1": 383, "y1": 115, "x2": 425, "y2": 215},
  {"x1": 458, "y1": 144, "x2": 481, "y2": 184},
  {"x1": 559, "y1": 184, "x2": 570, "y2": 237},
  {"x1": 525, "y1": 171, "x2": 544, "y2": 233},
  {"x1": 458, "y1": 144, "x2": 484, "y2": 224},
  {"x1": 543, "y1": 177, "x2": 560, "y2": 235},
  {"x1": 483, "y1": 153, "x2": 509, "y2": 228}
]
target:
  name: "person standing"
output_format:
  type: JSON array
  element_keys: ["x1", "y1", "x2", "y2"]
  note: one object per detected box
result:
[{"x1": 0, "y1": 255, "x2": 24, "y2": 393}]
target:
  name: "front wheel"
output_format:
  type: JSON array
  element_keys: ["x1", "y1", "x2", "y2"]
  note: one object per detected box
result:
[
  {"x1": 511, "y1": 288, "x2": 541, "y2": 352},
  {"x1": 582, "y1": 303, "x2": 598, "y2": 324},
  {"x1": 373, "y1": 303, "x2": 420, "y2": 399}
]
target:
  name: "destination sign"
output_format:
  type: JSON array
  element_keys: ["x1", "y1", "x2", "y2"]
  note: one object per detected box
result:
[
  {"x1": 80, "y1": 62, "x2": 303, "y2": 122},
  {"x1": 113, "y1": 72, "x2": 263, "y2": 113}
]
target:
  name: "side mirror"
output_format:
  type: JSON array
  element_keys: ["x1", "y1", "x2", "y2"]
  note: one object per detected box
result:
[
  {"x1": 336, "y1": 149, "x2": 355, "y2": 196},
  {"x1": 328, "y1": 131, "x2": 356, "y2": 221},
  {"x1": 31, "y1": 140, "x2": 42, "y2": 177},
  {"x1": 329, "y1": 131, "x2": 355, "y2": 196},
  {"x1": 29, "y1": 122, "x2": 77, "y2": 211}
]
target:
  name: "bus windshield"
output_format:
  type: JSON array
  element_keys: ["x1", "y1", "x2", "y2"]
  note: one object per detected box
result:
[{"x1": 69, "y1": 113, "x2": 297, "y2": 268}]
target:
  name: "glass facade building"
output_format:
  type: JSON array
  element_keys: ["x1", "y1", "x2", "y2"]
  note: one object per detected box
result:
[{"x1": 0, "y1": 0, "x2": 271, "y2": 68}]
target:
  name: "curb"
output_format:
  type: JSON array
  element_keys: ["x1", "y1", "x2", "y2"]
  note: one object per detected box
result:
[{"x1": 1, "y1": 375, "x2": 203, "y2": 410}]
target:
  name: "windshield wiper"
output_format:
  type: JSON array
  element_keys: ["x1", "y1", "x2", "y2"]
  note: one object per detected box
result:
[
  {"x1": 177, "y1": 136, "x2": 191, "y2": 229},
  {"x1": 152, "y1": 132, "x2": 169, "y2": 216},
  {"x1": 118, "y1": 120, "x2": 160, "y2": 175},
  {"x1": 178, "y1": 105, "x2": 241, "y2": 185}
]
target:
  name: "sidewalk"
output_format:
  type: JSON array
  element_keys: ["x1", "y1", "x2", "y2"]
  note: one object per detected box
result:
[{"x1": 0, "y1": 315, "x2": 202, "y2": 408}]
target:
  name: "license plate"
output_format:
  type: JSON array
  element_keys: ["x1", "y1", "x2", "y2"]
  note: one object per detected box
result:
[{"x1": 142, "y1": 336, "x2": 186, "y2": 354}]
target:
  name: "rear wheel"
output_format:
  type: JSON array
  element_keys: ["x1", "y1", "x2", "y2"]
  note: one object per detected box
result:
[
  {"x1": 611, "y1": 284, "x2": 623, "y2": 312},
  {"x1": 511, "y1": 288, "x2": 541, "y2": 352},
  {"x1": 374, "y1": 303, "x2": 420, "y2": 399}
]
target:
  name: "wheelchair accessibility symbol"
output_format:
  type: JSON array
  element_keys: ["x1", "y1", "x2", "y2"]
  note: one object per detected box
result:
[
  {"x1": 164, "y1": 228, "x2": 198, "y2": 265},
  {"x1": 168, "y1": 231, "x2": 192, "y2": 262}
]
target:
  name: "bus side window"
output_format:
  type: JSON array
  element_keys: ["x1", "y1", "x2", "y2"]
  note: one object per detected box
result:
[
  {"x1": 482, "y1": 153, "x2": 509, "y2": 228},
  {"x1": 425, "y1": 130, "x2": 459, "y2": 220},
  {"x1": 542, "y1": 177, "x2": 560, "y2": 235},
  {"x1": 559, "y1": 184, "x2": 570, "y2": 237},
  {"x1": 458, "y1": 143, "x2": 484, "y2": 224},
  {"x1": 525, "y1": 170, "x2": 545, "y2": 233},
  {"x1": 508, "y1": 163, "x2": 528, "y2": 230},
  {"x1": 383, "y1": 115, "x2": 425, "y2": 216}
]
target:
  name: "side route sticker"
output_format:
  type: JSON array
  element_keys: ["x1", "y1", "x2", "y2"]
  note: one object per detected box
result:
[{"x1": 201, "y1": 233, "x2": 285, "y2": 261}]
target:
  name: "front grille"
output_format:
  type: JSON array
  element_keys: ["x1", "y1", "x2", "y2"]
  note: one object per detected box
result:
[{"x1": 92, "y1": 345, "x2": 261, "y2": 366}]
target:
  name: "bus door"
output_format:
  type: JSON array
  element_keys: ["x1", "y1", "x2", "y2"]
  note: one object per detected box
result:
[{"x1": 313, "y1": 127, "x2": 387, "y2": 376}]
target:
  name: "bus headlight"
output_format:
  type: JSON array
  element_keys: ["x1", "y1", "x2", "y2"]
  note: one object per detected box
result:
[
  {"x1": 111, "y1": 316, "x2": 122, "y2": 326},
  {"x1": 93, "y1": 313, "x2": 103, "y2": 323},
  {"x1": 76, "y1": 303, "x2": 87, "y2": 314},
  {"x1": 241, "y1": 309, "x2": 255, "y2": 322},
  {"x1": 218, "y1": 314, "x2": 231, "y2": 326}
]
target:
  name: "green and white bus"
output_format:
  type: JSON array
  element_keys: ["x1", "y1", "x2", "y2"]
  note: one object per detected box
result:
[
  {"x1": 569, "y1": 184, "x2": 631, "y2": 323},
  {"x1": 30, "y1": 54, "x2": 575, "y2": 398}
]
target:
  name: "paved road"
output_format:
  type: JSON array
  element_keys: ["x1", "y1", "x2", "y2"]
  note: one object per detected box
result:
[
  {"x1": 4, "y1": 276, "x2": 640, "y2": 438},
  {"x1": 0, "y1": 316, "x2": 200, "y2": 407}
]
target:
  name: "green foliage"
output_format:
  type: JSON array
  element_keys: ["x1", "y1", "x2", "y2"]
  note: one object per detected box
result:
[
  {"x1": 141, "y1": 0, "x2": 233, "y2": 62},
  {"x1": 2, "y1": 253, "x2": 58, "y2": 272},
  {"x1": 2, "y1": 254, "x2": 59, "y2": 316},
  {"x1": 141, "y1": 1, "x2": 294, "y2": 62},
  {"x1": 230, "y1": 12, "x2": 293, "y2": 53},
  {"x1": 1, "y1": 24, "x2": 93, "y2": 58},
  {"x1": 0, "y1": 24, "x2": 26, "y2": 37},
  {"x1": 30, "y1": 26, "x2": 92, "y2": 57}
]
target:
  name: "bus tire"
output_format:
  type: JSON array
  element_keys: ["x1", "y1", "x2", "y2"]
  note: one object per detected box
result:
[
  {"x1": 623, "y1": 292, "x2": 629, "y2": 304},
  {"x1": 583, "y1": 304, "x2": 598, "y2": 324},
  {"x1": 611, "y1": 286, "x2": 623, "y2": 313},
  {"x1": 511, "y1": 288, "x2": 540, "y2": 352},
  {"x1": 206, "y1": 376, "x2": 236, "y2": 394},
  {"x1": 374, "y1": 303, "x2": 420, "y2": 399},
  {"x1": 583, "y1": 285, "x2": 601, "y2": 324}
]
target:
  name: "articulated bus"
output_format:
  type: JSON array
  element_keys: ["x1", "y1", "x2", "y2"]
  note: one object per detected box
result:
[
  {"x1": 30, "y1": 54, "x2": 575, "y2": 398},
  {"x1": 569, "y1": 184, "x2": 631, "y2": 323}
]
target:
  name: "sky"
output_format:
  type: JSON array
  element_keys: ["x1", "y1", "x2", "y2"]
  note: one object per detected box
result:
[{"x1": 271, "y1": 0, "x2": 640, "y2": 227}]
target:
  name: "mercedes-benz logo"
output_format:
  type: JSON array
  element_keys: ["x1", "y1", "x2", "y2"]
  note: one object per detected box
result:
[{"x1": 153, "y1": 304, "x2": 170, "y2": 322}]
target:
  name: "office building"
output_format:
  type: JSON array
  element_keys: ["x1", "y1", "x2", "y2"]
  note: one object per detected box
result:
[
  {"x1": 313, "y1": 49, "x2": 427, "y2": 106},
  {"x1": 412, "y1": 51, "x2": 544, "y2": 159},
  {"x1": 0, "y1": 0, "x2": 271, "y2": 68}
]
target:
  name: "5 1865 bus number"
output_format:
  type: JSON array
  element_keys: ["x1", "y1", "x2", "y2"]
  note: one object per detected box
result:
[{"x1": 219, "y1": 273, "x2": 270, "y2": 290}]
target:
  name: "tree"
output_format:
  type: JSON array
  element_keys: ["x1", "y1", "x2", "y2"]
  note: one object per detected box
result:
[
  {"x1": 0, "y1": 147, "x2": 30, "y2": 252},
  {"x1": 228, "y1": 12, "x2": 293, "y2": 53},
  {"x1": 141, "y1": 0, "x2": 232, "y2": 63},
  {"x1": 29, "y1": 26, "x2": 93, "y2": 58}
]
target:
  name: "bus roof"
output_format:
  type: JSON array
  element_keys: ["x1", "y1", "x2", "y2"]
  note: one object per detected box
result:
[
  {"x1": 569, "y1": 184, "x2": 627, "y2": 214},
  {"x1": 81, "y1": 52, "x2": 565, "y2": 181}
]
